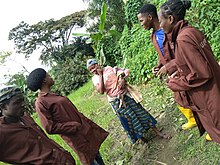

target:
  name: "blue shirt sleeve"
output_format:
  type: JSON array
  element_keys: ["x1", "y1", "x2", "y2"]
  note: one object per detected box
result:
[{"x1": 155, "y1": 29, "x2": 165, "y2": 56}]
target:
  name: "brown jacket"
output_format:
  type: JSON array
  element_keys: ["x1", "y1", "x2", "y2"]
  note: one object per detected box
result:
[
  {"x1": 0, "y1": 115, "x2": 75, "y2": 165},
  {"x1": 168, "y1": 20, "x2": 220, "y2": 143},
  {"x1": 151, "y1": 29, "x2": 187, "y2": 107},
  {"x1": 35, "y1": 92, "x2": 109, "y2": 165},
  {"x1": 151, "y1": 30, "x2": 176, "y2": 75}
]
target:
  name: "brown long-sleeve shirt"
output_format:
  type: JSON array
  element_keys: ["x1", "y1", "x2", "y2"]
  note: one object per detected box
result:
[
  {"x1": 151, "y1": 29, "x2": 189, "y2": 107},
  {"x1": 35, "y1": 92, "x2": 109, "y2": 165},
  {"x1": 0, "y1": 115, "x2": 75, "y2": 165},
  {"x1": 151, "y1": 29, "x2": 176, "y2": 75}
]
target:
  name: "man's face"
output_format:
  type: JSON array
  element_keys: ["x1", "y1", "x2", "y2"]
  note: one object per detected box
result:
[
  {"x1": 3, "y1": 94, "x2": 25, "y2": 118},
  {"x1": 42, "y1": 73, "x2": 55, "y2": 88},
  {"x1": 137, "y1": 13, "x2": 152, "y2": 30},
  {"x1": 46, "y1": 73, "x2": 55, "y2": 86},
  {"x1": 88, "y1": 64, "x2": 98, "y2": 75}
]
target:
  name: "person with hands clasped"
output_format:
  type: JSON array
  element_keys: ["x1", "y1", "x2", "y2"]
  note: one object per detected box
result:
[
  {"x1": 87, "y1": 59, "x2": 171, "y2": 144},
  {"x1": 159, "y1": 0, "x2": 220, "y2": 143},
  {"x1": 26, "y1": 68, "x2": 109, "y2": 165}
]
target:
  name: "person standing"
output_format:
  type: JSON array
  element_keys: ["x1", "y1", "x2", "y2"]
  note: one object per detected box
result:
[
  {"x1": 158, "y1": 0, "x2": 220, "y2": 143},
  {"x1": 87, "y1": 59, "x2": 171, "y2": 144},
  {"x1": 137, "y1": 3, "x2": 196, "y2": 130},
  {"x1": 26, "y1": 68, "x2": 109, "y2": 165},
  {"x1": 0, "y1": 86, "x2": 75, "y2": 165}
]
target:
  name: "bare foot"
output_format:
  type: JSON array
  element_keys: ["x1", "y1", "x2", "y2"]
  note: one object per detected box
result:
[
  {"x1": 140, "y1": 137, "x2": 148, "y2": 143},
  {"x1": 158, "y1": 132, "x2": 172, "y2": 139},
  {"x1": 151, "y1": 126, "x2": 172, "y2": 139}
]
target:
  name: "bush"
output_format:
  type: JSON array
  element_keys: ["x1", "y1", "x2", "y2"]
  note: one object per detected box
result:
[
  {"x1": 186, "y1": 1, "x2": 220, "y2": 60},
  {"x1": 124, "y1": 0, "x2": 146, "y2": 29},
  {"x1": 119, "y1": 24, "x2": 158, "y2": 83},
  {"x1": 50, "y1": 55, "x2": 90, "y2": 95}
]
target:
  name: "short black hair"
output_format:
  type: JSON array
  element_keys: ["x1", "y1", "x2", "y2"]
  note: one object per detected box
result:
[
  {"x1": 160, "y1": 0, "x2": 191, "y2": 21},
  {"x1": 138, "y1": 4, "x2": 158, "y2": 18},
  {"x1": 26, "y1": 68, "x2": 46, "y2": 92}
]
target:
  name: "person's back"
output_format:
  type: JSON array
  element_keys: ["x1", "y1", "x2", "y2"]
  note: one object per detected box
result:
[
  {"x1": 35, "y1": 92, "x2": 109, "y2": 162},
  {"x1": 26, "y1": 68, "x2": 109, "y2": 165}
]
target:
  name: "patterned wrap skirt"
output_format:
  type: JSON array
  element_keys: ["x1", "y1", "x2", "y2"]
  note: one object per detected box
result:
[{"x1": 110, "y1": 95, "x2": 157, "y2": 144}]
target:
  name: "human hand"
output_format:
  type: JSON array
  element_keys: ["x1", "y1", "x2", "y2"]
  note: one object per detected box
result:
[
  {"x1": 152, "y1": 66, "x2": 160, "y2": 76},
  {"x1": 168, "y1": 71, "x2": 179, "y2": 79},
  {"x1": 156, "y1": 65, "x2": 167, "y2": 77},
  {"x1": 96, "y1": 64, "x2": 103, "y2": 75},
  {"x1": 167, "y1": 77, "x2": 176, "y2": 83},
  {"x1": 118, "y1": 72, "x2": 125, "y2": 78},
  {"x1": 118, "y1": 78, "x2": 127, "y2": 88}
]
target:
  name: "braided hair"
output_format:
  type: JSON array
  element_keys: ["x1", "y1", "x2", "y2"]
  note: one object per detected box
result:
[{"x1": 160, "y1": 0, "x2": 191, "y2": 21}]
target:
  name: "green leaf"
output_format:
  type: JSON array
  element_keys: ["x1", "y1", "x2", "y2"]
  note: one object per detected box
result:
[
  {"x1": 99, "y1": 47, "x2": 106, "y2": 65},
  {"x1": 72, "y1": 33, "x2": 90, "y2": 37},
  {"x1": 99, "y1": 2, "x2": 107, "y2": 33}
]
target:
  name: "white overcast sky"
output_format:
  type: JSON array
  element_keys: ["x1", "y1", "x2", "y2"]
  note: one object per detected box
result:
[{"x1": 0, "y1": 0, "x2": 87, "y2": 85}]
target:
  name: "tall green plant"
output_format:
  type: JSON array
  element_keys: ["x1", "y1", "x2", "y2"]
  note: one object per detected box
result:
[
  {"x1": 76, "y1": 2, "x2": 122, "y2": 66},
  {"x1": 85, "y1": 0, "x2": 126, "y2": 32},
  {"x1": 119, "y1": 24, "x2": 158, "y2": 83}
]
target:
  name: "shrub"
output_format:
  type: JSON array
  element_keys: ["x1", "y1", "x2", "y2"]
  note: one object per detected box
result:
[
  {"x1": 50, "y1": 55, "x2": 90, "y2": 95},
  {"x1": 119, "y1": 24, "x2": 158, "y2": 84}
]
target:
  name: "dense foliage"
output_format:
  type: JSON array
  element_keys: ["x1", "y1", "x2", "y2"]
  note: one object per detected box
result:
[
  {"x1": 119, "y1": 25, "x2": 158, "y2": 83},
  {"x1": 124, "y1": 0, "x2": 146, "y2": 29},
  {"x1": 50, "y1": 55, "x2": 90, "y2": 95},
  {"x1": 186, "y1": 0, "x2": 220, "y2": 60},
  {"x1": 5, "y1": 0, "x2": 220, "y2": 95},
  {"x1": 86, "y1": 0, "x2": 126, "y2": 32}
]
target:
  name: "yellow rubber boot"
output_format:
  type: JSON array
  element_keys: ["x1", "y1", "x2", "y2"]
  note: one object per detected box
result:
[
  {"x1": 205, "y1": 134, "x2": 212, "y2": 141},
  {"x1": 178, "y1": 106, "x2": 197, "y2": 130}
]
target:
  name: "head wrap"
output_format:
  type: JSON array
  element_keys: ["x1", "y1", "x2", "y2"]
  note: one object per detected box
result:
[
  {"x1": 87, "y1": 59, "x2": 98, "y2": 68},
  {"x1": 0, "y1": 86, "x2": 22, "y2": 103},
  {"x1": 26, "y1": 68, "x2": 46, "y2": 92}
]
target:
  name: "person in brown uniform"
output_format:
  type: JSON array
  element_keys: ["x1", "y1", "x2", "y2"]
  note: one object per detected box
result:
[
  {"x1": 159, "y1": 0, "x2": 220, "y2": 143},
  {"x1": 0, "y1": 86, "x2": 75, "y2": 165},
  {"x1": 137, "y1": 3, "x2": 196, "y2": 131},
  {"x1": 26, "y1": 68, "x2": 109, "y2": 165}
]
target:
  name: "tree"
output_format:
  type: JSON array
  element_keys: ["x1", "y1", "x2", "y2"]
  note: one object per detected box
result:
[
  {"x1": 50, "y1": 54, "x2": 90, "y2": 95},
  {"x1": 85, "y1": 0, "x2": 126, "y2": 33},
  {"x1": 9, "y1": 10, "x2": 87, "y2": 65},
  {"x1": 49, "y1": 36, "x2": 95, "y2": 63}
]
